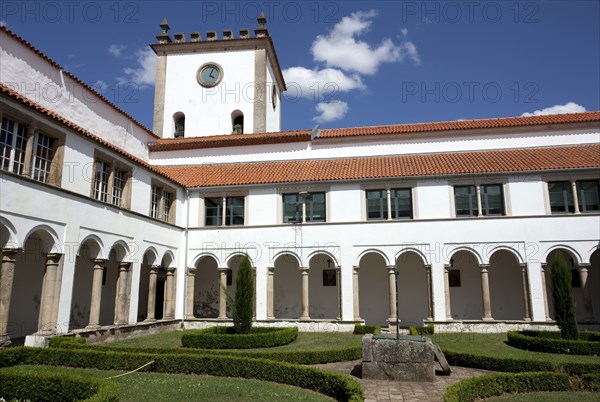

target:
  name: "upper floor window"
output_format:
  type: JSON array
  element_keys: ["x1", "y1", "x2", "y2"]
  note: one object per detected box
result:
[
  {"x1": 232, "y1": 110, "x2": 244, "y2": 134},
  {"x1": 91, "y1": 155, "x2": 131, "y2": 208},
  {"x1": 548, "y1": 181, "x2": 574, "y2": 213},
  {"x1": 549, "y1": 180, "x2": 600, "y2": 214},
  {"x1": 92, "y1": 160, "x2": 110, "y2": 202},
  {"x1": 454, "y1": 184, "x2": 505, "y2": 217},
  {"x1": 391, "y1": 188, "x2": 413, "y2": 219},
  {"x1": 366, "y1": 189, "x2": 387, "y2": 220},
  {"x1": 283, "y1": 192, "x2": 326, "y2": 223},
  {"x1": 205, "y1": 196, "x2": 245, "y2": 226},
  {"x1": 31, "y1": 133, "x2": 55, "y2": 183},
  {"x1": 366, "y1": 188, "x2": 413, "y2": 220},
  {"x1": 577, "y1": 180, "x2": 599, "y2": 213},
  {"x1": 0, "y1": 117, "x2": 27, "y2": 175},
  {"x1": 150, "y1": 183, "x2": 175, "y2": 223}
]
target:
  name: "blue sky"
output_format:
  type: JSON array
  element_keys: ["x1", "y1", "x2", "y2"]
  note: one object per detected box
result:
[{"x1": 2, "y1": 1, "x2": 599, "y2": 132}]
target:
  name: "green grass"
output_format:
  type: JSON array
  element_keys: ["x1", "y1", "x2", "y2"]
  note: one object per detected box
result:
[
  {"x1": 3, "y1": 365, "x2": 333, "y2": 402},
  {"x1": 485, "y1": 391, "x2": 600, "y2": 401},
  {"x1": 428, "y1": 333, "x2": 600, "y2": 364},
  {"x1": 109, "y1": 330, "x2": 362, "y2": 352}
]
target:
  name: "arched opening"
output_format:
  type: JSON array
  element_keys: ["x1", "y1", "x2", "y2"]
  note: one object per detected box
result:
[
  {"x1": 397, "y1": 251, "x2": 429, "y2": 327},
  {"x1": 588, "y1": 249, "x2": 600, "y2": 322},
  {"x1": 448, "y1": 250, "x2": 482, "y2": 320},
  {"x1": 159, "y1": 253, "x2": 175, "y2": 320},
  {"x1": 308, "y1": 253, "x2": 339, "y2": 319},
  {"x1": 173, "y1": 112, "x2": 185, "y2": 138},
  {"x1": 70, "y1": 238, "x2": 102, "y2": 330},
  {"x1": 194, "y1": 255, "x2": 220, "y2": 318},
  {"x1": 231, "y1": 110, "x2": 244, "y2": 134},
  {"x1": 273, "y1": 253, "x2": 301, "y2": 318},
  {"x1": 136, "y1": 249, "x2": 158, "y2": 322},
  {"x1": 358, "y1": 252, "x2": 388, "y2": 326},
  {"x1": 98, "y1": 244, "x2": 127, "y2": 326},
  {"x1": 488, "y1": 250, "x2": 526, "y2": 320},
  {"x1": 545, "y1": 249, "x2": 590, "y2": 322}
]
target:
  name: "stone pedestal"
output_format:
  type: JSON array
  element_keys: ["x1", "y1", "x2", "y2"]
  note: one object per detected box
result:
[{"x1": 362, "y1": 334, "x2": 436, "y2": 382}]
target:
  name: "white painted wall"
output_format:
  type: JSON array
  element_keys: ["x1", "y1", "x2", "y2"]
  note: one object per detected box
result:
[
  {"x1": 265, "y1": 60, "x2": 281, "y2": 133},
  {"x1": 415, "y1": 179, "x2": 452, "y2": 219},
  {"x1": 507, "y1": 177, "x2": 546, "y2": 216}
]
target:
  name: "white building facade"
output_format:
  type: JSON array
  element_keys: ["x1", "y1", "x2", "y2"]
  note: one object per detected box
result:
[{"x1": 0, "y1": 19, "x2": 599, "y2": 347}]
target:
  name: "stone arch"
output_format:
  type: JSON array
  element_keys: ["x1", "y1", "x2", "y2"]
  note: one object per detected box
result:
[
  {"x1": 396, "y1": 250, "x2": 429, "y2": 326},
  {"x1": 161, "y1": 250, "x2": 176, "y2": 268},
  {"x1": 173, "y1": 111, "x2": 185, "y2": 138},
  {"x1": 108, "y1": 240, "x2": 130, "y2": 263},
  {"x1": 305, "y1": 249, "x2": 339, "y2": 268},
  {"x1": 446, "y1": 246, "x2": 483, "y2": 266},
  {"x1": 140, "y1": 246, "x2": 159, "y2": 266},
  {"x1": 488, "y1": 249, "x2": 527, "y2": 320},
  {"x1": 77, "y1": 235, "x2": 104, "y2": 260},
  {"x1": 357, "y1": 251, "x2": 388, "y2": 326},
  {"x1": 273, "y1": 252, "x2": 301, "y2": 318},
  {"x1": 231, "y1": 109, "x2": 244, "y2": 134},
  {"x1": 192, "y1": 252, "x2": 222, "y2": 268},
  {"x1": 194, "y1": 254, "x2": 220, "y2": 318},
  {"x1": 22, "y1": 225, "x2": 59, "y2": 253},
  {"x1": 0, "y1": 216, "x2": 19, "y2": 249},
  {"x1": 225, "y1": 251, "x2": 253, "y2": 268},
  {"x1": 308, "y1": 252, "x2": 340, "y2": 319},
  {"x1": 272, "y1": 250, "x2": 302, "y2": 266},
  {"x1": 544, "y1": 247, "x2": 584, "y2": 322},
  {"x1": 447, "y1": 249, "x2": 484, "y2": 320},
  {"x1": 355, "y1": 248, "x2": 390, "y2": 266},
  {"x1": 543, "y1": 244, "x2": 582, "y2": 266},
  {"x1": 484, "y1": 245, "x2": 525, "y2": 265}
]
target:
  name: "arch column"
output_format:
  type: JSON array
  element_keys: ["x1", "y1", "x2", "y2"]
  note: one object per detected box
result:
[
  {"x1": 163, "y1": 267, "x2": 176, "y2": 319},
  {"x1": 336, "y1": 266, "x2": 342, "y2": 320},
  {"x1": 0, "y1": 248, "x2": 20, "y2": 346},
  {"x1": 386, "y1": 265, "x2": 397, "y2": 323},
  {"x1": 480, "y1": 264, "x2": 493, "y2": 321},
  {"x1": 425, "y1": 264, "x2": 433, "y2": 321},
  {"x1": 540, "y1": 263, "x2": 550, "y2": 321},
  {"x1": 520, "y1": 263, "x2": 532, "y2": 321},
  {"x1": 37, "y1": 253, "x2": 62, "y2": 334},
  {"x1": 444, "y1": 264, "x2": 453, "y2": 321},
  {"x1": 218, "y1": 267, "x2": 228, "y2": 319},
  {"x1": 86, "y1": 259, "x2": 107, "y2": 329},
  {"x1": 144, "y1": 265, "x2": 159, "y2": 322},
  {"x1": 185, "y1": 267, "x2": 197, "y2": 319},
  {"x1": 579, "y1": 264, "x2": 594, "y2": 321},
  {"x1": 300, "y1": 267, "x2": 310, "y2": 320},
  {"x1": 352, "y1": 265, "x2": 360, "y2": 321},
  {"x1": 114, "y1": 262, "x2": 131, "y2": 325},
  {"x1": 267, "y1": 266, "x2": 275, "y2": 319}
]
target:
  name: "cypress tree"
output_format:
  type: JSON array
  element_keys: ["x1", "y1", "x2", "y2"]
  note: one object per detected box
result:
[
  {"x1": 233, "y1": 256, "x2": 253, "y2": 334},
  {"x1": 550, "y1": 251, "x2": 579, "y2": 340}
]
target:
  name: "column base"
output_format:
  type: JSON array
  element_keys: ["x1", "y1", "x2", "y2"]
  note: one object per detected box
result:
[
  {"x1": 84, "y1": 324, "x2": 101, "y2": 331},
  {"x1": 445, "y1": 316, "x2": 453, "y2": 321},
  {"x1": 523, "y1": 317, "x2": 532, "y2": 321},
  {"x1": 300, "y1": 316, "x2": 310, "y2": 321},
  {"x1": 217, "y1": 316, "x2": 228, "y2": 320},
  {"x1": 0, "y1": 335, "x2": 11, "y2": 347},
  {"x1": 482, "y1": 317, "x2": 494, "y2": 322},
  {"x1": 143, "y1": 318, "x2": 156, "y2": 323}
]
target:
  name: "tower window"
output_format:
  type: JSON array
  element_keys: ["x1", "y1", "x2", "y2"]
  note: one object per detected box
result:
[
  {"x1": 231, "y1": 110, "x2": 244, "y2": 134},
  {"x1": 173, "y1": 112, "x2": 185, "y2": 138}
]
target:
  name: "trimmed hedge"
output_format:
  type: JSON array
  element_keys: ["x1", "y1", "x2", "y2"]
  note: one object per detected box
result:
[
  {"x1": 48, "y1": 335, "x2": 87, "y2": 348},
  {"x1": 581, "y1": 374, "x2": 600, "y2": 392},
  {"x1": 181, "y1": 326, "x2": 298, "y2": 349},
  {"x1": 0, "y1": 366, "x2": 119, "y2": 402},
  {"x1": 353, "y1": 324, "x2": 381, "y2": 335},
  {"x1": 442, "y1": 349, "x2": 554, "y2": 373},
  {"x1": 444, "y1": 372, "x2": 571, "y2": 402},
  {"x1": 0, "y1": 347, "x2": 363, "y2": 402},
  {"x1": 409, "y1": 324, "x2": 434, "y2": 336},
  {"x1": 507, "y1": 331, "x2": 600, "y2": 356}
]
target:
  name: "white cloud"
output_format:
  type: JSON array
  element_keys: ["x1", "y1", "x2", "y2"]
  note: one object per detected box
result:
[
  {"x1": 0, "y1": 20, "x2": 7, "y2": 27},
  {"x1": 117, "y1": 48, "x2": 156, "y2": 88},
  {"x1": 521, "y1": 102, "x2": 586, "y2": 117},
  {"x1": 282, "y1": 67, "x2": 364, "y2": 100},
  {"x1": 91, "y1": 80, "x2": 108, "y2": 92},
  {"x1": 108, "y1": 44, "x2": 127, "y2": 57},
  {"x1": 313, "y1": 101, "x2": 349, "y2": 123},
  {"x1": 311, "y1": 10, "x2": 420, "y2": 75}
]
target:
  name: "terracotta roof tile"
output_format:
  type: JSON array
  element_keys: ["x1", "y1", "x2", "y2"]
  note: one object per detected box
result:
[
  {"x1": 156, "y1": 144, "x2": 600, "y2": 188},
  {"x1": 0, "y1": 83, "x2": 183, "y2": 186},
  {"x1": 0, "y1": 26, "x2": 159, "y2": 139}
]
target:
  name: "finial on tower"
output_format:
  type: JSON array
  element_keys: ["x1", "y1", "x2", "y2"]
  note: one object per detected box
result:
[
  {"x1": 157, "y1": 17, "x2": 172, "y2": 44},
  {"x1": 254, "y1": 11, "x2": 269, "y2": 37},
  {"x1": 160, "y1": 18, "x2": 170, "y2": 33},
  {"x1": 257, "y1": 11, "x2": 267, "y2": 27}
]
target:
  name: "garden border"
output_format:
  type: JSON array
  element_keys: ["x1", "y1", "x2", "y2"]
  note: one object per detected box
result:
[
  {"x1": 507, "y1": 330, "x2": 600, "y2": 356},
  {"x1": 181, "y1": 326, "x2": 298, "y2": 349}
]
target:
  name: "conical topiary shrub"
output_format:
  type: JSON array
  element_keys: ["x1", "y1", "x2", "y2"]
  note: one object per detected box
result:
[
  {"x1": 550, "y1": 251, "x2": 579, "y2": 340},
  {"x1": 233, "y1": 256, "x2": 253, "y2": 334}
]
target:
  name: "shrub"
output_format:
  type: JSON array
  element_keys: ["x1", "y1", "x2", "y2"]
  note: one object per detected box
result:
[
  {"x1": 48, "y1": 335, "x2": 87, "y2": 348},
  {"x1": 353, "y1": 324, "x2": 381, "y2": 335},
  {"x1": 581, "y1": 374, "x2": 600, "y2": 392},
  {"x1": 181, "y1": 326, "x2": 298, "y2": 349},
  {"x1": 233, "y1": 256, "x2": 254, "y2": 334},
  {"x1": 507, "y1": 331, "x2": 600, "y2": 356},
  {"x1": 409, "y1": 324, "x2": 434, "y2": 336},
  {"x1": 550, "y1": 251, "x2": 579, "y2": 340},
  {"x1": 0, "y1": 366, "x2": 119, "y2": 402},
  {"x1": 442, "y1": 350, "x2": 555, "y2": 373}
]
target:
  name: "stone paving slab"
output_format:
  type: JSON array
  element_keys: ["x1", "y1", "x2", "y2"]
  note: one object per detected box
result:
[{"x1": 312, "y1": 360, "x2": 493, "y2": 401}]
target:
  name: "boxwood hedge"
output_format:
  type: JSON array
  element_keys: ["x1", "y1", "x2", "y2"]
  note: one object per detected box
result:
[
  {"x1": 507, "y1": 330, "x2": 600, "y2": 356},
  {"x1": 181, "y1": 326, "x2": 298, "y2": 349},
  {"x1": 0, "y1": 366, "x2": 119, "y2": 402},
  {"x1": 444, "y1": 372, "x2": 571, "y2": 402},
  {"x1": 0, "y1": 347, "x2": 363, "y2": 402},
  {"x1": 352, "y1": 324, "x2": 381, "y2": 335}
]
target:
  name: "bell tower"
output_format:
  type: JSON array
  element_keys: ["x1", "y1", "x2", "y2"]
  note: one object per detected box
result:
[{"x1": 151, "y1": 13, "x2": 286, "y2": 138}]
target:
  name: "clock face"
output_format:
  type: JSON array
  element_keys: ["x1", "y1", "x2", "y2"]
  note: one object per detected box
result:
[{"x1": 197, "y1": 63, "x2": 223, "y2": 87}]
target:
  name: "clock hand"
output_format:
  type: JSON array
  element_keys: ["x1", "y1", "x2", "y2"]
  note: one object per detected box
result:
[{"x1": 209, "y1": 69, "x2": 216, "y2": 79}]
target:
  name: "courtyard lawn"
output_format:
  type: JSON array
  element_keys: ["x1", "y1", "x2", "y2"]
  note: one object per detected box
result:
[
  {"x1": 428, "y1": 332, "x2": 600, "y2": 365},
  {"x1": 3, "y1": 365, "x2": 333, "y2": 402},
  {"x1": 108, "y1": 330, "x2": 363, "y2": 351},
  {"x1": 485, "y1": 391, "x2": 600, "y2": 401}
]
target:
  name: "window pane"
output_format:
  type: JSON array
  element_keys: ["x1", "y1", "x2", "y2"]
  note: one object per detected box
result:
[
  {"x1": 391, "y1": 188, "x2": 412, "y2": 219},
  {"x1": 226, "y1": 197, "x2": 244, "y2": 226},
  {"x1": 482, "y1": 184, "x2": 504, "y2": 216},
  {"x1": 283, "y1": 193, "x2": 301, "y2": 223},
  {"x1": 13, "y1": 124, "x2": 27, "y2": 175},
  {"x1": 366, "y1": 190, "x2": 387, "y2": 220},
  {"x1": 32, "y1": 133, "x2": 54, "y2": 183},
  {"x1": 162, "y1": 191, "x2": 172, "y2": 222},
  {"x1": 93, "y1": 161, "x2": 110, "y2": 202},
  {"x1": 307, "y1": 192, "x2": 326, "y2": 222},
  {"x1": 0, "y1": 118, "x2": 15, "y2": 171},
  {"x1": 205, "y1": 197, "x2": 222, "y2": 226},
  {"x1": 577, "y1": 180, "x2": 600, "y2": 212},
  {"x1": 151, "y1": 186, "x2": 161, "y2": 219},
  {"x1": 112, "y1": 169, "x2": 126, "y2": 207},
  {"x1": 548, "y1": 181, "x2": 573, "y2": 213},
  {"x1": 454, "y1": 186, "x2": 477, "y2": 216}
]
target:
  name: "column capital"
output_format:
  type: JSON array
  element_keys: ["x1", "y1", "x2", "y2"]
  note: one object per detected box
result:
[
  {"x1": 424, "y1": 264, "x2": 432, "y2": 270},
  {"x1": 187, "y1": 266, "x2": 197, "y2": 275},
  {"x1": 118, "y1": 262, "x2": 131, "y2": 271},
  {"x1": 217, "y1": 266, "x2": 229, "y2": 272},
  {"x1": 267, "y1": 266, "x2": 275, "y2": 273},
  {"x1": 386, "y1": 264, "x2": 396, "y2": 271},
  {"x1": 479, "y1": 264, "x2": 490, "y2": 271},
  {"x1": 299, "y1": 266, "x2": 309, "y2": 273},
  {"x1": 44, "y1": 253, "x2": 62, "y2": 264},
  {"x1": 91, "y1": 259, "x2": 107, "y2": 268},
  {"x1": 578, "y1": 263, "x2": 591, "y2": 270},
  {"x1": 519, "y1": 263, "x2": 527, "y2": 268},
  {"x1": 166, "y1": 266, "x2": 176, "y2": 275},
  {"x1": 1, "y1": 248, "x2": 22, "y2": 260},
  {"x1": 352, "y1": 265, "x2": 359, "y2": 272},
  {"x1": 149, "y1": 265, "x2": 160, "y2": 274}
]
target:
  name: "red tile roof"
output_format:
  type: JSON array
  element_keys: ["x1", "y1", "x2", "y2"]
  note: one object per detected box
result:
[
  {"x1": 0, "y1": 83, "x2": 183, "y2": 186},
  {"x1": 149, "y1": 111, "x2": 600, "y2": 151},
  {"x1": 156, "y1": 144, "x2": 600, "y2": 188},
  {"x1": 0, "y1": 26, "x2": 159, "y2": 139}
]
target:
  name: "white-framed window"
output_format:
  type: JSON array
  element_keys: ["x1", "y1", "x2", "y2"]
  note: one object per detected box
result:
[
  {"x1": 91, "y1": 154, "x2": 131, "y2": 208},
  {"x1": 282, "y1": 192, "x2": 326, "y2": 223},
  {"x1": 150, "y1": 183, "x2": 176, "y2": 223},
  {"x1": 151, "y1": 186, "x2": 162, "y2": 219},
  {"x1": 31, "y1": 132, "x2": 55, "y2": 183},
  {"x1": 112, "y1": 169, "x2": 127, "y2": 207},
  {"x1": 0, "y1": 117, "x2": 27, "y2": 175},
  {"x1": 204, "y1": 196, "x2": 245, "y2": 226},
  {"x1": 454, "y1": 184, "x2": 505, "y2": 217},
  {"x1": 365, "y1": 188, "x2": 413, "y2": 220},
  {"x1": 92, "y1": 160, "x2": 110, "y2": 202}
]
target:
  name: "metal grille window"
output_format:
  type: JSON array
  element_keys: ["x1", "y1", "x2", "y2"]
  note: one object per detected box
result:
[
  {"x1": 481, "y1": 184, "x2": 504, "y2": 216},
  {"x1": 548, "y1": 181, "x2": 573, "y2": 213},
  {"x1": 391, "y1": 188, "x2": 412, "y2": 219},
  {"x1": 0, "y1": 118, "x2": 27, "y2": 175},
  {"x1": 92, "y1": 160, "x2": 110, "y2": 202},
  {"x1": 454, "y1": 185, "x2": 478, "y2": 216},
  {"x1": 112, "y1": 169, "x2": 127, "y2": 207},
  {"x1": 205, "y1": 197, "x2": 223, "y2": 226},
  {"x1": 150, "y1": 186, "x2": 161, "y2": 219},
  {"x1": 226, "y1": 197, "x2": 245, "y2": 226},
  {"x1": 31, "y1": 133, "x2": 54, "y2": 183},
  {"x1": 577, "y1": 180, "x2": 600, "y2": 212},
  {"x1": 366, "y1": 189, "x2": 387, "y2": 220}
]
